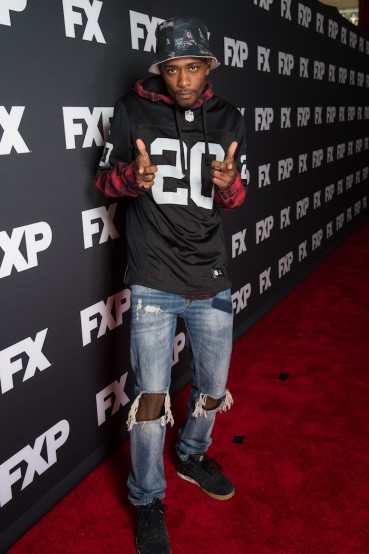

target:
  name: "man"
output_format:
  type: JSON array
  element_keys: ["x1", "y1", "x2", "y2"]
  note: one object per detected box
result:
[{"x1": 95, "y1": 16, "x2": 247, "y2": 554}]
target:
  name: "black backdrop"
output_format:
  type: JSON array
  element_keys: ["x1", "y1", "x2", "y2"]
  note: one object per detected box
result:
[{"x1": 1, "y1": 0, "x2": 368, "y2": 550}]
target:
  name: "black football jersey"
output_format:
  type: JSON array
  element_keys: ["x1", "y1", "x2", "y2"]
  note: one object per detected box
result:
[{"x1": 96, "y1": 77, "x2": 247, "y2": 295}]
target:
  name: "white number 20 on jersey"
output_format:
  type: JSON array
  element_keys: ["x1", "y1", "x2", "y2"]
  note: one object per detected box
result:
[{"x1": 150, "y1": 137, "x2": 225, "y2": 210}]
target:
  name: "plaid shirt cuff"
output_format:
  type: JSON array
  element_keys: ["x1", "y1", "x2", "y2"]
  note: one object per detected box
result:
[{"x1": 214, "y1": 173, "x2": 246, "y2": 209}]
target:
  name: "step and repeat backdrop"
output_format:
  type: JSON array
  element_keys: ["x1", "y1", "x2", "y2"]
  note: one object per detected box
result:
[{"x1": 1, "y1": 0, "x2": 368, "y2": 549}]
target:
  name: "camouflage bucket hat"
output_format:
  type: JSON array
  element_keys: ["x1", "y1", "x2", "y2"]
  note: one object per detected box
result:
[{"x1": 149, "y1": 16, "x2": 220, "y2": 74}]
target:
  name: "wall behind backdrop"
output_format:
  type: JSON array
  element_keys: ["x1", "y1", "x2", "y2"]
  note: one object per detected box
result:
[{"x1": 1, "y1": 0, "x2": 368, "y2": 550}]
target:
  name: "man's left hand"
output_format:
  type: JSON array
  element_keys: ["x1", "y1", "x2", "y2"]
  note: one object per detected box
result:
[{"x1": 211, "y1": 141, "x2": 238, "y2": 190}]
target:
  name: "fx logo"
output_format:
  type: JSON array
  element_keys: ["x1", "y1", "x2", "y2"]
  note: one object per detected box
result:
[
  {"x1": 0, "y1": 222, "x2": 52, "y2": 278},
  {"x1": 298, "y1": 3, "x2": 312, "y2": 28},
  {"x1": 312, "y1": 229, "x2": 323, "y2": 250},
  {"x1": 297, "y1": 107, "x2": 310, "y2": 127},
  {"x1": 278, "y1": 251, "x2": 293, "y2": 278},
  {"x1": 312, "y1": 149, "x2": 324, "y2": 168},
  {"x1": 341, "y1": 27, "x2": 347, "y2": 45},
  {"x1": 299, "y1": 240, "x2": 307, "y2": 261},
  {"x1": 281, "y1": 0, "x2": 292, "y2": 20},
  {"x1": 63, "y1": 107, "x2": 113, "y2": 149},
  {"x1": 337, "y1": 143, "x2": 346, "y2": 159},
  {"x1": 338, "y1": 67, "x2": 347, "y2": 84},
  {"x1": 96, "y1": 373, "x2": 130, "y2": 426},
  {"x1": 259, "y1": 164, "x2": 271, "y2": 187},
  {"x1": 336, "y1": 213, "x2": 345, "y2": 230},
  {"x1": 256, "y1": 216, "x2": 273, "y2": 243},
  {"x1": 316, "y1": 13, "x2": 324, "y2": 34},
  {"x1": 82, "y1": 204, "x2": 119, "y2": 248},
  {"x1": 346, "y1": 174, "x2": 354, "y2": 190},
  {"x1": 326, "y1": 106, "x2": 336, "y2": 123},
  {"x1": 347, "y1": 106, "x2": 356, "y2": 121},
  {"x1": 232, "y1": 284, "x2": 251, "y2": 314},
  {"x1": 327, "y1": 145, "x2": 334, "y2": 163},
  {"x1": 300, "y1": 57, "x2": 309, "y2": 78},
  {"x1": 255, "y1": 108, "x2": 274, "y2": 131},
  {"x1": 62, "y1": 0, "x2": 105, "y2": 43},
  {"x1": 257, "y1": 47, "x2": 271, "y2": 72},
  {"x1": 0, "y1": 0, "x2": 27, "y2": 26},
  {"x1": 315, "y1": 107, "x2": 323, "y2": 125},
  {"x1": 299, "y1": 153, "x2": 308, "y2": 173},
  {"x1": 232, "y1": 229, "x2": 247, "y2": 258},
  {"x1": 349, "y1": 31, "x2": 358, "y2": 49},
  {"x1": 356, "y1": 139, "x2": 363, "y2": 154},
  {"x1": 296, "y1": 197, "x2": 309, "y2": 219},
  {"x1": 328, "y1": 64, "x2": 336, "y2": 82},
  {"x1": 278, "y1": 158, "x2": 293, "y2": 180},
  {"x1": 314, "y1": 60, "x2": 325, "y2": 80},
  {"x1": 278, "y1": 52, "x2": 294, "y2": 76},
  {"x1": 328, "y1": 19, "x2": 338, "y2": 40},
  {"x1": 0, "y1": 420, "x2": 70, "y2": 506},
  {"x1": 281, "y1": 108, "x2": 291, "y2": 129},
  {"x1": 326, "y1": 221, "x2": 334, "y2": 239},
  {"x1": 129, "y1": 10, "x2": 164, "y2": 51},
  {"x1": 0, "y1": 106, "x2": 29, "y2": 155},
  {"x1": 224, "y1": 38, "x2": 248, "y2": 67},
  {"x1": 259, "y1": 268, "x2": 272, "y2": 293},
  {"x1": 357, "y1": 72, "x2": 364, "y2": 87},
  {"x1": 80, "y1": 289, "x2": 131, "y2": 346},
  {"x1": 280, "y1": 207, "x2": 291, "y2": 229},
  {"x1": 0, "y1": 329, "x2": 51, "y2": 394},
  {"x1": 313, "y1": 190, "x2": 322, "y2": 209}
]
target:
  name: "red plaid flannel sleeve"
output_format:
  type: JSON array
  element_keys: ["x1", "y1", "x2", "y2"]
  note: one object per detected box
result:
[
  {"x1": 214, "y1": 173, "x2": 246, "y2": 210},
  {"x1": 94, "y1": 161, "x2": 145, "y2": 198}
]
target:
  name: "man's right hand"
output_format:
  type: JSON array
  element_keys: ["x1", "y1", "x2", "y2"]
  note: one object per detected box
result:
[{"x1": 135, "y1": 139, "x2": 158, "y2": 191}]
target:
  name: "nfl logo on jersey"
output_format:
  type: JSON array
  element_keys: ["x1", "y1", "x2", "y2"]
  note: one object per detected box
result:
[{"x1": 185, "y1": 110, "x2": 194, "y2": 122}]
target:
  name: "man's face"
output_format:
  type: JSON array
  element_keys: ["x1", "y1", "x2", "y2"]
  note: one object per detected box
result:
[{"x1": 159, "y1": 57, "x2": 211, "y2": 108}]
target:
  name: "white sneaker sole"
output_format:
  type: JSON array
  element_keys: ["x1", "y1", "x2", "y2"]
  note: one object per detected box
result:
[{"x1": 177, "y1": 471, "x2": 235, "y2": 500}]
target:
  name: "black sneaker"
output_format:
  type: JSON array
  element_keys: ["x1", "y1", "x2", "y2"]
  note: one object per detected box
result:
[
  {"x1": 135, "y1": 499, "x2": 171, "y2": 554},
  {"x1": 177, "y1": 453, "x2": 235, "y2": 500}
]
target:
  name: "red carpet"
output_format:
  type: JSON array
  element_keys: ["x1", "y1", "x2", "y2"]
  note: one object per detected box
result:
[{"x1": 7, "y1": 221, "x2": 369, "y2": 554}]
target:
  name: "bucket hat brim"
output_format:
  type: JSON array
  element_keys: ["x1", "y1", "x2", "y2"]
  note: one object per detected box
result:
[{"x1": 149, "y1": 55, "x2": 220, "y2": 75}]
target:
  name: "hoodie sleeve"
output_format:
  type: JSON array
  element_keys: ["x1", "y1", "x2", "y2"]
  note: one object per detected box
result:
[{"x1": 94, "y1": 97, "x2": 145, "y2": 198}]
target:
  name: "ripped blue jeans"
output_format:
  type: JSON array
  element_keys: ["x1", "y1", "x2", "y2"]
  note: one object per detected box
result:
[{"x1": 127, "y1": 285, "x2": 234, "y2": 506}]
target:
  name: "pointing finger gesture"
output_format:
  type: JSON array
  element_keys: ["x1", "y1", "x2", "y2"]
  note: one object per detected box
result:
[
  {"x1": 135, "y1": 138, "x2": 157, "y2": 190},
  {"x1": 211, "y1": 141, "x2": 238, "y2": 190}
]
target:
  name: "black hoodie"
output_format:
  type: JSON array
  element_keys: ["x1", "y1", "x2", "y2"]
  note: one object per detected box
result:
[{"x1": 95, "y1": 76, "x2": 247, "y2": 295}]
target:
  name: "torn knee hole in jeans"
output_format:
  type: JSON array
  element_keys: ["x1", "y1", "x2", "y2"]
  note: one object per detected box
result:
[
  {"x1": 127, "y1": 391, "x2": 174, "y2": 431},
  {"x1": 192, "y1": 390, "x2": 234, "y2": 418}
]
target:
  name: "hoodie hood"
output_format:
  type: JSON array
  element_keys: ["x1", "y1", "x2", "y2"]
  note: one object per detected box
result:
[{"x1": 133, "y1": 75, "x2": 214, "y2": 109}]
